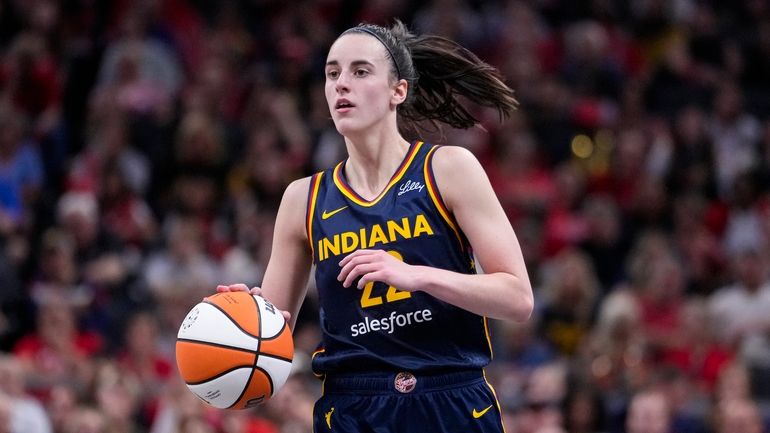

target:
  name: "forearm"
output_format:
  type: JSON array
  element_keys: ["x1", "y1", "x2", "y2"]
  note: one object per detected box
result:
[{"x1": 412, "y1": 266, "x2": 534, "y2": 322}]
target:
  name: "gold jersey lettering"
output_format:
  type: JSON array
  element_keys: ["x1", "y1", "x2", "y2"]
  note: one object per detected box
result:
[
  {"x1": 317, "y1": 214, "x2": 435, "y2": 261},
  {"x1": 413, "y1": 214, "x2": 434, "y2": 237},
  {"x1": 368, "y1": 224, "x2": 389, "y2": 247},
  {"x1": 359, "y1": 227, "x2": 367, "y2": 249},
  {"x1": 321, "y1": 236, "x2": 340, "y2": 261},
  {"x1": 341, "y1": 232, "x2": 358, "y2": 253},
  {"x1": 387, "y1": 217, "x2": 411, "y2": 241}
]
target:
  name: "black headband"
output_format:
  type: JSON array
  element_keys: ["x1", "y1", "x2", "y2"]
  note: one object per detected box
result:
[{"x1": 341, "y1": 27, "x2": 402, "y2": 79}]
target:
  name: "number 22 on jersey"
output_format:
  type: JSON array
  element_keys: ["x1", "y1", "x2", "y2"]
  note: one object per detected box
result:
[{"x1": 359, "y1": 250, "x2": 412, "y2": 308}]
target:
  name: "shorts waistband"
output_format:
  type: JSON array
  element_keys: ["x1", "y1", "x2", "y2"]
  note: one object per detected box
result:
[{"x1": 323, "y1": 370, "x2": 485, "y2": 395}]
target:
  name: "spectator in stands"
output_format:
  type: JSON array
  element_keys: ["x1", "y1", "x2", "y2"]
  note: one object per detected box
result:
[
  {"x1": 141, "y1": 216, "x2": 219, "y2": 351},
  {"x1": 709, "y1": 246, "x2": 770, "y2": 347},
  {"x1": 635, "y1": 251, "x2": 686, "y2": 364},
  {"x1": 713, "y1": 398, "x2": 765, "y2": 433},
  {"x1": 537, "y1": 248, "x2": 599, "y2": 356},
  {"x1": 149, "y1": 376, "x2": 220, "y2": 433},
  {"x1": 510, "y1": 363, "x2": 568, "y2": 433},
  {"x1": 12, "y1": 297, "x2": 102, "y2": 396},
  {"x1": 44, "y1": 384, "x2": 75, "y2": 433},
  {"x1": 0, "y1": 104, "x2": 43, "y2": 234},
  {"x1": 98, "y1": 158, "x2": 157, "y2": 250},
  {"x1": 115, "y1": 311, "x2": 172, "y2": 426},
  {"x1": 579, "y1": 193, "x2": 627, "y2": 291},
  {"x1": 561, "y1": 385, "x2": 606, "y2": 433},
  {"x1": 0, "y1": 355, "x2": 52, "y2": 433},
  {"x1": 709, "y1": 82, "x2": 762, "y2": 199},
  {"x1": 626, "y1": 389, "x2": 672, "y2": 433},
  {"x1": 28, "y1": 228, "x2": 92, "y2": 312},
  {"x1": 93, "y1": 361, "x2": 142, "y2": 433},
  {"x1": 722, "y1": 171, "x2": 768, "y2": 258},
  {"x1": 662, "y1": 298, "x2": 733, "y2": 392},
  {"x1": 61, "y1": 406, "x2": 106, "y2": 433},
  {"x1": 713, "y1": 362, "x2": 753, "y2": 408},
  {"x1": 96, "y1": 4, "x2": 183, "y2": 119},
  {"x1": 0, "y1": 32, "x2": 61, "y2": 138},
  {"x1": 0, "y1": 394, "x2": 11, "y2": 433}
]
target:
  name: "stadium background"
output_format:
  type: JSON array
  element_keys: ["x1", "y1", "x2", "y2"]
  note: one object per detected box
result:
[{"x1": 0, "y1": 0, "x2": 769, "y2": 432}]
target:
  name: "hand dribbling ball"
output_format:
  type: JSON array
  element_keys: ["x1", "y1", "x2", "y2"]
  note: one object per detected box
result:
[{"x1": 176, "y1": 291, "x2": 294, "y2": 409}]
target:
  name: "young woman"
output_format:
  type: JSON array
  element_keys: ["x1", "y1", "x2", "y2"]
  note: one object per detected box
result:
[{"x1": 219, "y1": 21, "x2": 534, "y2": 432}]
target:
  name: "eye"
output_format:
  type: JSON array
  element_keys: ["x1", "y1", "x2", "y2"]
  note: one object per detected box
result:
[
  {"x1": 354, "y1": 69, "x2": 369, "y2": 77},
  {"x1": 326, "y1": 69, "x2": 339, "y2": 79}
]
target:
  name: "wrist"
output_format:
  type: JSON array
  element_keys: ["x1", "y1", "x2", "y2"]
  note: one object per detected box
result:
[{"x1": 410, "y1": 265, "x2": 436, "y2": 294}]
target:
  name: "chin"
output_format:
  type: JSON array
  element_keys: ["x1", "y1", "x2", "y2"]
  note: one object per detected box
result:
[{"x1": 333, "y1": 119, "x2": 367, "y2": 137}]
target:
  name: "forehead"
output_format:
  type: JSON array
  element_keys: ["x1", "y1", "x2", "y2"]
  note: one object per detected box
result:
[{"x1": 326, "y1": 33, "x2": 389, "y2": 65}]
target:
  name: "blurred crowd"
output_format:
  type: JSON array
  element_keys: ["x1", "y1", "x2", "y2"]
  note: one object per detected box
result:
[{"x1": 0, "y1": 0, "x2": 769, "y2": 432}]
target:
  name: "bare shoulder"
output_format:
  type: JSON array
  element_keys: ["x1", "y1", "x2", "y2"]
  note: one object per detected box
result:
[
  {"x1": 276, "y1": 176, "x2": 314, "y2": 237},
  {"x1": 430, "y1": 145, "x2": 482, "y2": 174},
  {"x1": 430, "y1": 145, "x2": 490, "y2": 210},
  {"x1": 282, "y1": 176, "x2": 313, "y2": 206}
]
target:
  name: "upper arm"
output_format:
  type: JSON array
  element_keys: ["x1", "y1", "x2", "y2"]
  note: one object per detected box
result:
[
  {"x1": 431, "y1": 146, "x2": 529, "y2": 280},
  {"x1": 260, "y1": 177, "x2": 314, "y2": 326}
]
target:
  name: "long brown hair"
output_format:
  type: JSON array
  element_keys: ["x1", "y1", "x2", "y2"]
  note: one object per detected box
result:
[{"x1": 341, "y1": 20, "x2": 517, "y2": 134}]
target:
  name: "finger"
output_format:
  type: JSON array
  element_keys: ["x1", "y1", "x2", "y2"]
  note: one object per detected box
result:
[
  {"x1": 338, "y1": 249, "x2": 379, "y2": 267},
  {"x1": 337, "y1": 250, "x2": 387, "y2": 281},
  {"x1": 216, "y1": 283, "x2": 252, "y2": 293},
  {"x1": 338, "y1": 254, "x2": 377, "y2": 283},
  {"x1": 281, "y1": 310, "x2": 292, "y2": 323},
  {"x1": 357, "y1": 270, "x2": 386, "y2": 289},
  {"x1": 342, "y1": 263, "x2": 380, "y2": 288},
  {"x1": 248, "y1": 287, "x2": 263, "y2": 296}
]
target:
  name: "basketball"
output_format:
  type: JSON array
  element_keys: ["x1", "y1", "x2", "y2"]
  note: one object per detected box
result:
[{"x1": 175, "y1": 291, "x2": 294, "y2": 409}]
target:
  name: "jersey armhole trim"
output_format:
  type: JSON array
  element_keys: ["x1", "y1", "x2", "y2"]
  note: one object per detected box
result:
[
  {"x1": 482, "y1": 316, "x2": 494, "y2": 360},
  {"x1": 424, "y1": 145, "x2": 465, "y2": 249},
  {"x1": 306, "y1": 172, "x2": 324, "y2": 261}
]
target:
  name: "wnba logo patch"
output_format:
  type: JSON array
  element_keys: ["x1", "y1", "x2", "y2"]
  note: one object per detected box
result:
[{"x1": 394, "y1": 372, "x2": 417, "y2": 393}]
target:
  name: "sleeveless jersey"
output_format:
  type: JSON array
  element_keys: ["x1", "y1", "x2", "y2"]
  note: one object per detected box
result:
[{"x1": 305, "y1": 141, "x2": 493, "y2": 375}]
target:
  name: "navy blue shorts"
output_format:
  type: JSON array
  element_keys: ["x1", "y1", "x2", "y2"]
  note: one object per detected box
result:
[{"x1": 312, "y1": 370, "x2": 506, "y2": 433}]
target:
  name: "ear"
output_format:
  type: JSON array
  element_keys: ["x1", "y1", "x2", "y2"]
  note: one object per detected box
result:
[{"x1": 391, "y1": 79, "x2": 408, "y2": 106}]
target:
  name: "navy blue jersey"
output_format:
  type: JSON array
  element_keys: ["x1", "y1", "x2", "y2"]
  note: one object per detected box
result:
[{"x1": 306, "y1": 141, "x2": 493, "y2": 375}]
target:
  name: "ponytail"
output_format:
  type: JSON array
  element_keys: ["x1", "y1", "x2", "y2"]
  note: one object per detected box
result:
[{"x1": 342, "y1": 20, "x2": 518, "y2": 132}]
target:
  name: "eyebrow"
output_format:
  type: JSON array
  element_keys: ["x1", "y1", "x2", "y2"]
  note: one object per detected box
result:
[{"x1": 325, "y1": 60, "x2": 376, "y2": 68}]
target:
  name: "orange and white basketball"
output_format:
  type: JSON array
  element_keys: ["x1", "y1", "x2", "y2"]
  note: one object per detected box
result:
[{"x1": 175, "y1": 291, "x2": 294, "y2": 409}]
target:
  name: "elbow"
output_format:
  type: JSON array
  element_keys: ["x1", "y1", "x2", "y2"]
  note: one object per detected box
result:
[
  {"x1": 506, "y1": 278, "x2": 534, "y2": 322},
  {"x1": 512, "y1": 290, "x2": 534, "y2": 322}
]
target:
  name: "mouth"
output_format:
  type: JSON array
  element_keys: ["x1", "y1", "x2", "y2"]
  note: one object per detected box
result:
[{"x1": 335, "y1": 99, "x2": 355, "y2": 110}]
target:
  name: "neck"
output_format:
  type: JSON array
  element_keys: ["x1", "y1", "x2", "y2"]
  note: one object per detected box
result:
[{"x1": 342, "y1": 125, "x2": 410, "y2": 200}]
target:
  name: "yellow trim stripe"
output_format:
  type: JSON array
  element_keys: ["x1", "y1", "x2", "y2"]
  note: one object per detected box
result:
[
  {"x1": 311, "y1": 347, "x2": 326, "y2": 379},
  {"x1": 482, "y1": 369, "x2": 508, "y2": 433},
  {"x1": 483, "y1": 316, "x2": 494, "y2": 360},
  {"x1": 333, "y1": 141, "x2": 424, "y2": 207},
  {"x1": 310, "y1": 347, "x2": 324, "y2": 432},
  {"x1": 423, "y1": 145, "x2": 464, "y2": 248},
  {"x1": 306, "y1": 172, "x2": 324, "y2": 261}
]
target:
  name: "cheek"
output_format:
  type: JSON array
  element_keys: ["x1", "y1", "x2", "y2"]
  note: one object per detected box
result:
[
  {"x1": 362, "y1": 85, "x2": 392, "y2": 113},
  {"x1": 324, "y1": 83, "x2": 336, "y2": 107}
]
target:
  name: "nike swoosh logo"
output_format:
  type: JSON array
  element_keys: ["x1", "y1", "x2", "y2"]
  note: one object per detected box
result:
[
  {"x1": 472, "y1": 405, "x2": 493, "y2": 419},
  {"x1": 322, "y1": 206, "x2": 348, "y2": 220}
]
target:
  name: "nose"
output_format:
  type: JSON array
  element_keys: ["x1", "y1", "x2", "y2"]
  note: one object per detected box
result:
[{"x1": 335, "y1": 71, "x2": 350, "y2": 94}]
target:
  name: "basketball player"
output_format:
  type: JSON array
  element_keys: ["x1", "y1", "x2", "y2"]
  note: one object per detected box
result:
[{"x1": 219, "y1": 20, "x2": 534, "y2": 432}]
